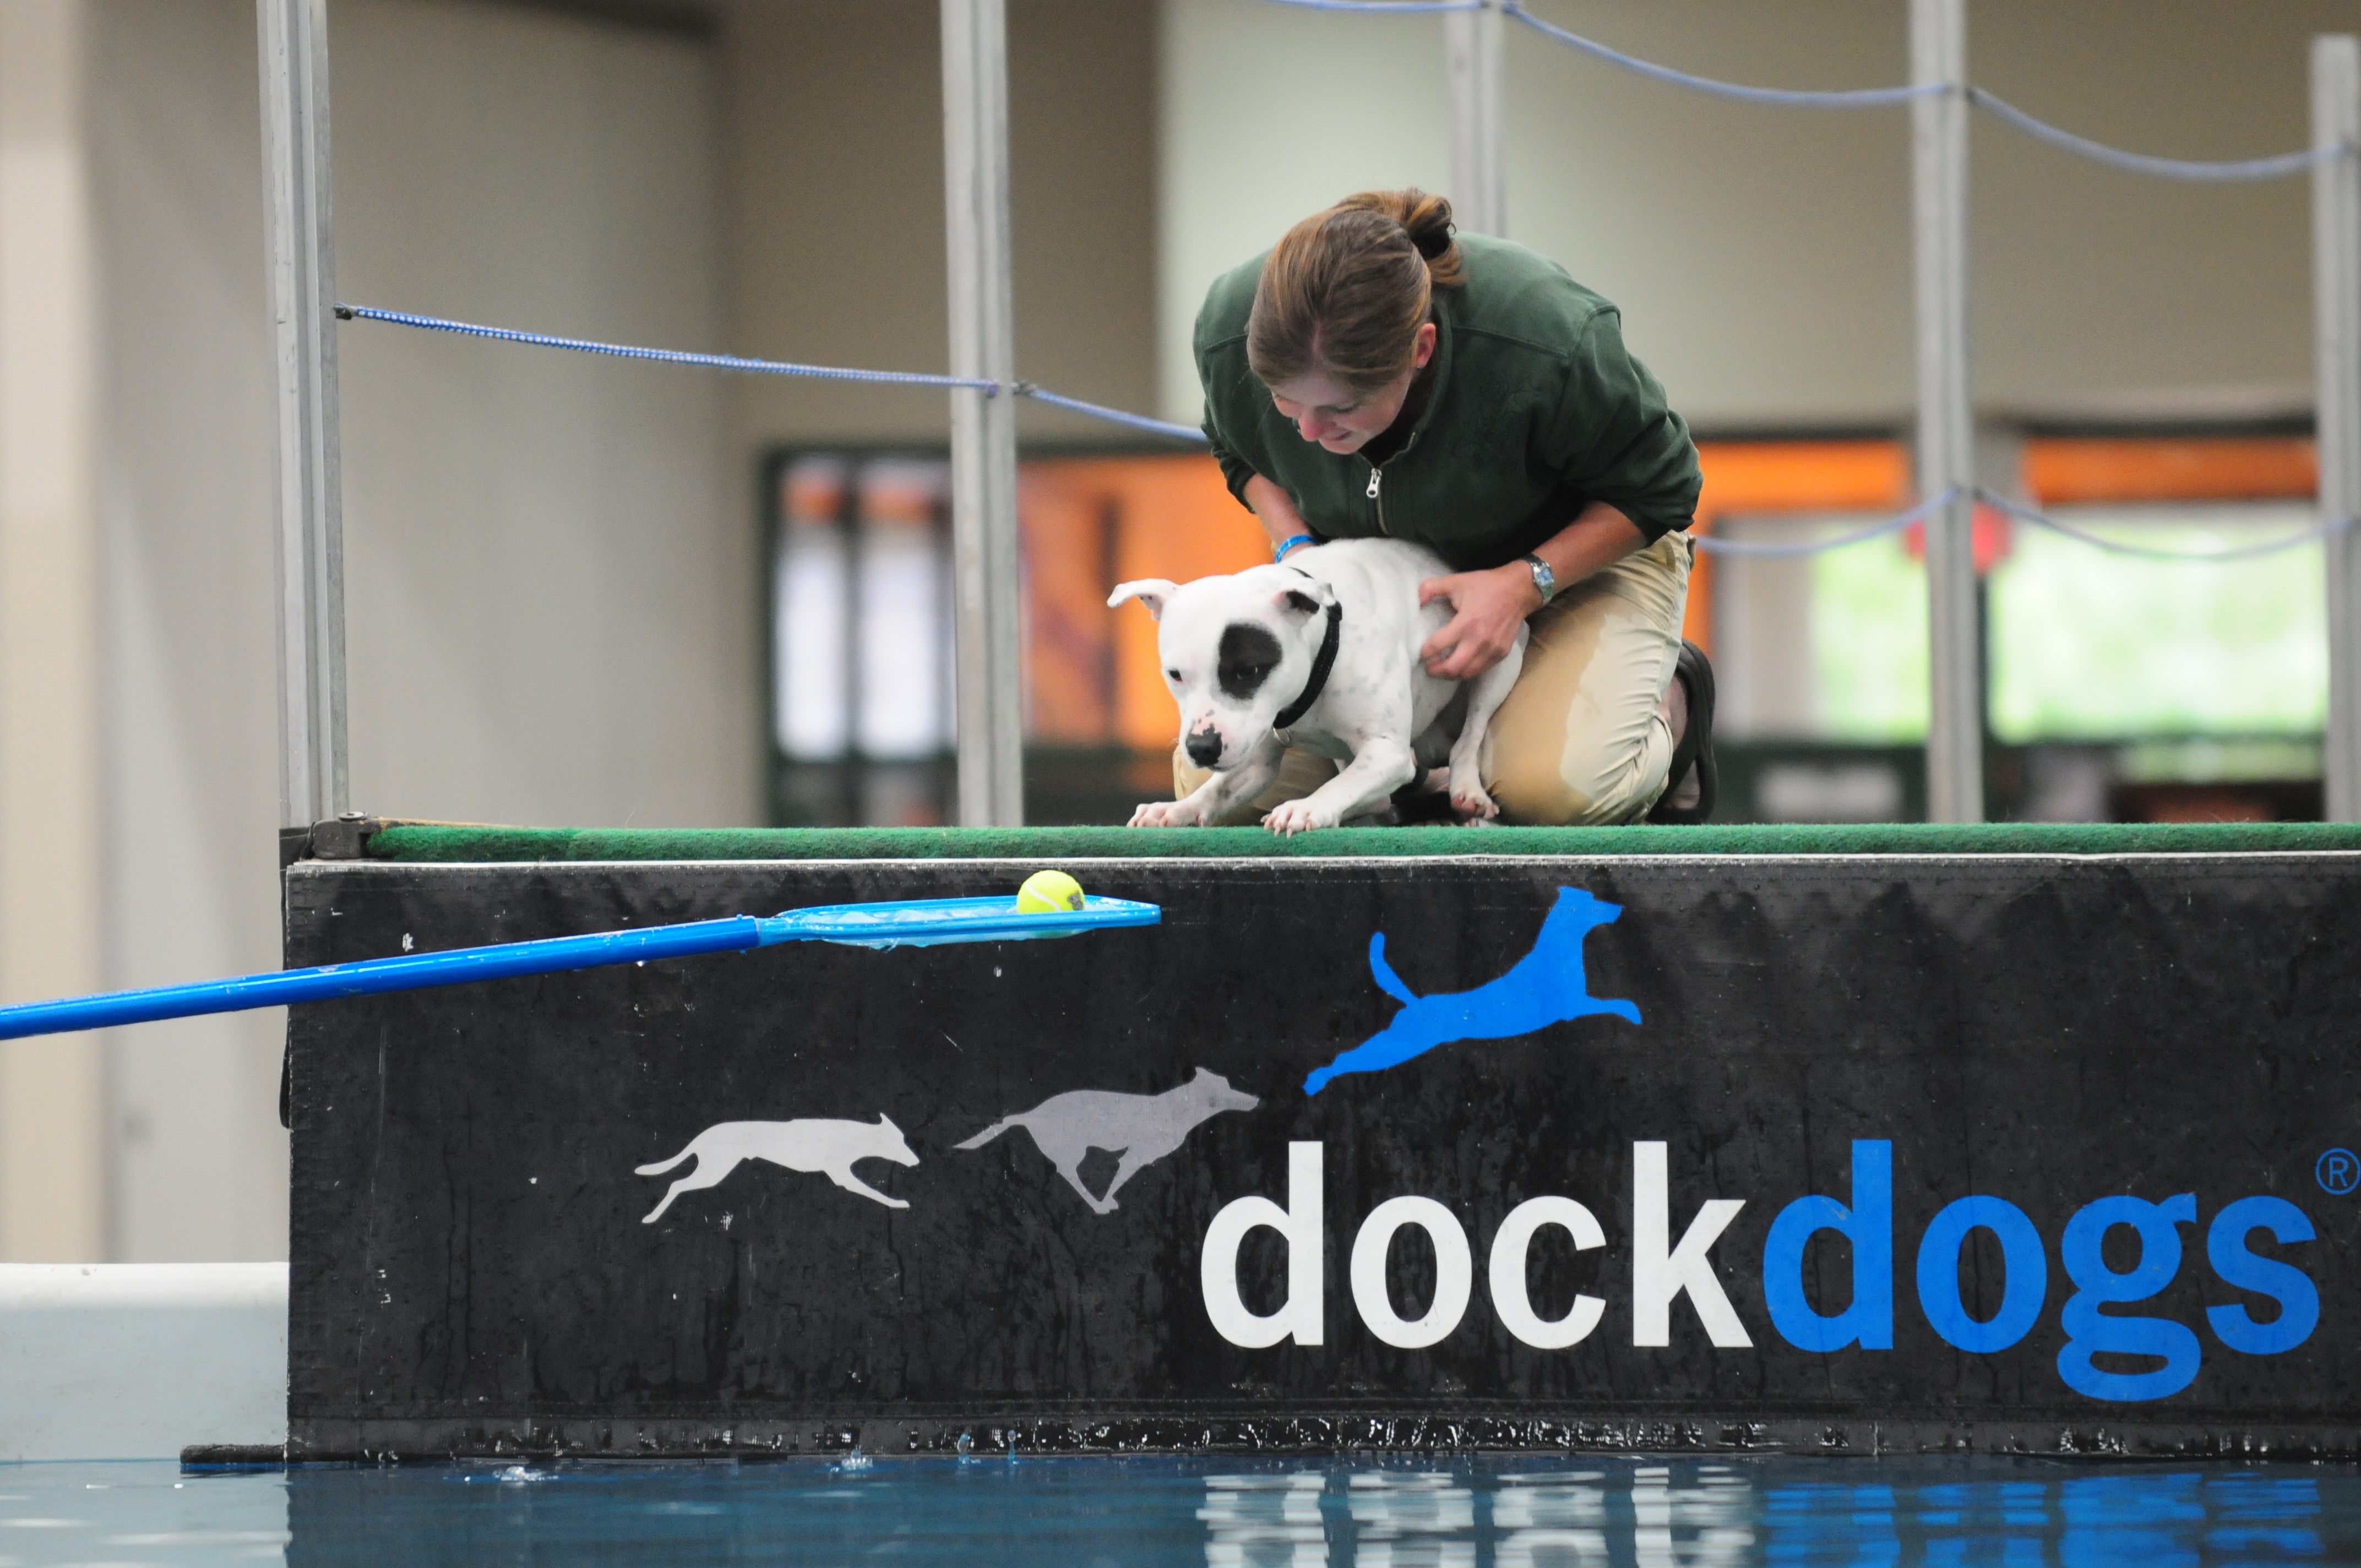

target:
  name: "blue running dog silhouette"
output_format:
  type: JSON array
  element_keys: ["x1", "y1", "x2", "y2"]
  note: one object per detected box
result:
[{"x1": 1302, "y1": 886, "x2": 1641, "y2": 1096}]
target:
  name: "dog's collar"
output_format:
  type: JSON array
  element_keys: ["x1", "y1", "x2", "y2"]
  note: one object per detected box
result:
[{"x1": 1273, "y1": 600, "x2": 1342, "y2": 732}]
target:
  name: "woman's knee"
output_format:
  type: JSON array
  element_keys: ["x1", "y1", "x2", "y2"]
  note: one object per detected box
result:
[
  {"x1": 1490, "y1": 737, "x2": 1663, "y2": 825},
  {"x1": 1484, "y1": 654, "x2": 1676, "y2": 825}
]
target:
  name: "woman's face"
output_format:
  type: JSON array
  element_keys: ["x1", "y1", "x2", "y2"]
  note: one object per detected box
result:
[{"x1": 1267, "y1": 322, "x2": 1438, "y2": 456}]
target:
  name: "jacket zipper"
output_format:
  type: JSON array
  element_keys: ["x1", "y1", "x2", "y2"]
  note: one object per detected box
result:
[{"x1": 1365, "y1": 427, "x2": 1421, "y2": 537}]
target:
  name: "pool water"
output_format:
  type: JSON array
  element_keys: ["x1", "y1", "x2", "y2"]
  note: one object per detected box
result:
[{"x1": 3, "y1": 1453, "x2": 2357, "y2": 1565}]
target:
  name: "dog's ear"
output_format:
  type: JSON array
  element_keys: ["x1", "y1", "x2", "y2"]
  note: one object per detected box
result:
[
  {"x1": 1108, "y1": 578, "x2": 1179, "y2": 620},
  {"x1": 1274, "y1": 579, "x2": 1335, "y2": 618}
]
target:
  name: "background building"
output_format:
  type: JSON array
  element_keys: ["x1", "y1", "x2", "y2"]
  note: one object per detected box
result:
[{"x1": 0, "y1": 0, "x2": 2347, "y2": 1260}]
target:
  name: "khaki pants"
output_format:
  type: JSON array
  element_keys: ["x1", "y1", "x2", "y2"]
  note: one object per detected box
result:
[{"x1": 1171, "y1": 531, "x2": 1691, "y2": 826}]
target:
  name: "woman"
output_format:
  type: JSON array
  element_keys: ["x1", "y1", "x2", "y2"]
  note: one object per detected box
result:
[{"x1": 1179, "y1": 189, "x2": 1713, "y2": 826}]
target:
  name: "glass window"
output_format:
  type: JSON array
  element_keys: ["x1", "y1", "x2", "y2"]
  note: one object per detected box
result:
[
  {"x1": 1710, "y1": 514, "x2": 1928, "y2": 742},
  {"x1": 1812, "y1": 533, "x2": 1929, "y2": 743},
  {"x1": 1985, "y1": 502, "x2": 2326, "y2": 742}
]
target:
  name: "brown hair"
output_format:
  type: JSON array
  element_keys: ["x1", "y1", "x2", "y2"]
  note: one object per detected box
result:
[{"x1": 1247, "y1": 189, "x2": 1465, "y2": 395}]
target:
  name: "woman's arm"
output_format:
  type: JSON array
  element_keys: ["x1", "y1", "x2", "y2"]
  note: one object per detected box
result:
[
  {"x1": 1242, "y1": 474, "x2": 1315, "y2": 553},
  {"x1": 1416, "y1": 500, "x2": 1647, "y2": 681}
]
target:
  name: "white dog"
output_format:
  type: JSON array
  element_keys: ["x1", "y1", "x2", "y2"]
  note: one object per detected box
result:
[
  {"x1": 635, "y1": 1114, "x2": 918, "y2": 1222},
  {"x1": 1110, "y1": 538, "x2": 1526, "y2": 835}
]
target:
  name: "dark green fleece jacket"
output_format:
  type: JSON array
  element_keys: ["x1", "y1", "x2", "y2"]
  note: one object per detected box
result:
[{"x1": 1195, "y1": 233, "x2": 1700, "y2": 570}]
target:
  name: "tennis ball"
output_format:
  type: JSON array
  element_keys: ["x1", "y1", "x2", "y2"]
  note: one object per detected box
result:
[{"x1": 1016, "y1": 869, "x2": 1085, "y2": 913}]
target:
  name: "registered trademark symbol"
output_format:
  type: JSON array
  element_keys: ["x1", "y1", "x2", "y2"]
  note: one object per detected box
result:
[{"x1": 2318, "y1": 1148, "x2": 2359, "y2": 1196}]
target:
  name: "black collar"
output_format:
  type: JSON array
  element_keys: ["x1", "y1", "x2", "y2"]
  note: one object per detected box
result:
[{"x1": 1274, "y1": 601, "x2": 1342, "y2": 732}]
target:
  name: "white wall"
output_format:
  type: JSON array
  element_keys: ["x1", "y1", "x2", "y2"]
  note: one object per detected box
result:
[{"x1": 1159, "y1": 0, "x2": 2351, "y2": 431}]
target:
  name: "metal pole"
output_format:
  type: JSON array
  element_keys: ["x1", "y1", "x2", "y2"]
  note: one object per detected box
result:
[
  {"x1": 1910, "y1": 0, "x2": 1980, "y2": 823},
  {"x1": 257, "y1": 0, "x2": 346, "y2": 830},
  {"x1": 940, "y1": 0, "x2": 1024, "y2": 827},
  {"x1": 2316, "y1": 36, "x2": 2361, "y2": 822},
  {"x1": 1445, "y1": 0, "x2": 1505, "y2": 236}
]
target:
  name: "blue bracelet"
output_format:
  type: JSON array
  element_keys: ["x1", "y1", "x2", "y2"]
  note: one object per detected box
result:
[{"x1": 1275, "y1": 533, "x2": 1316, "y2": 561}]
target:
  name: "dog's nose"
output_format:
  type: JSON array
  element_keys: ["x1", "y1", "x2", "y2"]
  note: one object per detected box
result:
[{"x1": 1185, "y1": 729, "x2": 1222, "y2": 768}]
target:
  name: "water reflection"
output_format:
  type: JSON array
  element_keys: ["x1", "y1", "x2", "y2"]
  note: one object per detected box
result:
[
  {"x1": 1195, "y1": 1459, "x2": 2349, "y2": 1567},
  {"x1": 192, "y1": 1450, "x2": 2361, "y2": 1565},
  {"x1": 1201, "y1": 1473, "x2": 1327, "y2": 1566},
  {"x1": 1493, "y1": 1469, "x2": 1609, "y2": 1566},
  {"x1": 1346, "y1": 1471, "x2": 1475, "y2": 1566}
]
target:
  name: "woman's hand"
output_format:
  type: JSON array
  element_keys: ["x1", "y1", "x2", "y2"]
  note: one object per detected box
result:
[
  {"x1": 1418, "y1": 563, "x2": 1541, "y2": 680},
  {"x1": 1417, "y1": 504, "x2": 1648, "y2": 679}
]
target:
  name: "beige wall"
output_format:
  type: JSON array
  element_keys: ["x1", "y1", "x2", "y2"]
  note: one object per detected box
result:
[
  {"x1": 0, "y1": 0, "x2": 108, "y2": 1262},
  {"x1": 719, "y1": 0, "x2": 1161, "y2": 453},
  {"x1": 1160, "y1": 0, "x2": 2352, "y2": 431},
  {"x1": 8, "y1": 0, "x2": 767, "y2": 1261},
  {"x1": 86, "y1": 0, "x2": 286, "y2": 1262},
  {"x1": 334, "y1": 0, "x2": 750, "y2": 827},
  {"x1": 1, "y1": 0, "x2": 1163, "y2": 1262}
]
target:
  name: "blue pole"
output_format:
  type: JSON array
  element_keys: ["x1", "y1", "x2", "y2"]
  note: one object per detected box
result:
[
  {"x1": 0, "y1": 894, "x2": 1158, "y2": 1042},
  {"x1": 0, "y1": 917, "x2": 768, "y2": 1041}
]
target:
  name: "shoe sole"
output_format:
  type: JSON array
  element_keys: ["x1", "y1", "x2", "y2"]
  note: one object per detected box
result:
[{"x1": 1649, "y1": 640, "x2": 1717, "y2": 825}]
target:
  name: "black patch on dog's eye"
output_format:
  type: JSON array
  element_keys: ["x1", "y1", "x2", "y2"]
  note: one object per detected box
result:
[
  {"x1": 1282, "y1": 590, "x2": 1320, "y2": 616},
  {"x1": 1217, "y1": 622, "x2": 1283, "y2": 699}
]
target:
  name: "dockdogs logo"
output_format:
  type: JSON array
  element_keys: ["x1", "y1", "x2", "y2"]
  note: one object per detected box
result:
[
  {"x1": 1200, "y1": 1141, "x2": 2321, "y2": 1403},
  {"x1": 1207, "y1": 890, "x2": 2324, "y2": 1406}
]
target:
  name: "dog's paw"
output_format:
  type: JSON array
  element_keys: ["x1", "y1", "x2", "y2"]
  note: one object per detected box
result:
[
  {"x1": 1263, "y1": 798, "x2": 1339, "y2": 836},
  {"x1": 1449, "y1": 772, "x2": 1500, "y2": 823},
  {"x1": 1128, "y1": 799, "x2": 1204, "y2": 829}
]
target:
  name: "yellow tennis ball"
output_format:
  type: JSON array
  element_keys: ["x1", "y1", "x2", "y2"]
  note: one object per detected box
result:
[{"x1": 1016, "y1": 869, "x2": 1085, "y2": 913}]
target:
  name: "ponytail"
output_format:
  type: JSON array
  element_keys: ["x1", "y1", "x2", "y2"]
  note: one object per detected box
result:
[
  {"x1": 1335, "y1": 189, "x2": 1464, "y2": 289},
  {"x1": 1247, "y1": 188, "x2": 1464, "y2": 395}
]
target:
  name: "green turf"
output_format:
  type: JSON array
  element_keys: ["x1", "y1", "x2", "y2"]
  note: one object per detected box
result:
[{"x1": 356, "y1": 820, "x2": 2361, "y2": 863}]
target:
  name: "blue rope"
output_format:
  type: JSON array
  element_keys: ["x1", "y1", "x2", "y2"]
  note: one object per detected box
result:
[
  {"x1": 1014, "y1": 385, "x2": 1206, "y2": 443},
  {"x1": 1260, "y1": 0, "x2": 1482, "y2": 10},
  {"x1": 340, "y1": 305, "x2": 1210, "y2": 440},
  {"x1": 1502, "y1": 4, "x2": 1939, "y2": 110},
  {"x1": 338, "y1": 305, "x2": 997, "y2": 390},
  {"x1": 1295, "y1": 2, "x2": 2340, "y2": 178},
  {"x1": 1690, "y1": 491, "x2": 1955, "y2": 558},
  {"x1": 1978, "y1": 489, "x2": 2352, "y2": 562},
  {"x1": 338, "y1": 309, "x2": 2349, "y2": 544},
  {"x1": 1694, "y1": 490, "x2": 2349, "y2": 563},
  {"x1": 338, "y1": 305, "x2": 995, "y2": 390},
  {"x1": 1969, "y1": 90, "x2": 2340, "y2": 183}
]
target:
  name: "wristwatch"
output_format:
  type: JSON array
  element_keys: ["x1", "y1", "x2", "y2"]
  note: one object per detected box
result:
[{"x1": 1521, "y1": 553, "x2": 1557, "y2": 607}]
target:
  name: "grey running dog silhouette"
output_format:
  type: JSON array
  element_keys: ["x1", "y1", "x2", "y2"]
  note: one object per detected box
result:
[
  {"x1": 1303, "y1": 886, "x2": 1641, "y2": 1096},
  {"x1": 635, "y1": 1114, "x2": 917, "y2": 1223},
  {"x1": 955, "y1": 1068, "x2": 1259, "y2": 1213}
]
